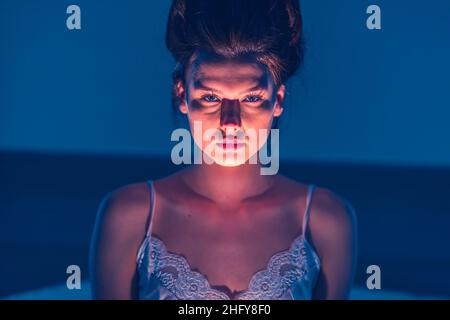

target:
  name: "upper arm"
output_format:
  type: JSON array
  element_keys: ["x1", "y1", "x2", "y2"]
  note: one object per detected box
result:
[
  {"x1": 89, "y1": 182, "x2": 151, "y2": 300},
  {"x1": 308, "y1": 188, "x2": 358, "y2": 300}
]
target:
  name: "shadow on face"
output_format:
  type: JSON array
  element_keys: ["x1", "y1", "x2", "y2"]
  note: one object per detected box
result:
[{"x1": 176, "y1": 51, "x2": 285, "y2": 167}]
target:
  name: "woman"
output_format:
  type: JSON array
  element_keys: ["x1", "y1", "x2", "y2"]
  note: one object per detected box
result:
[{"x1": 90, "y1": 0, "x2": 357, "y2": 300}]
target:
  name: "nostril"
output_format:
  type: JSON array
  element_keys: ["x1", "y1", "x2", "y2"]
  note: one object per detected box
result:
[
  {"x1": 220, "y1": 110, "x2": 241, "y2": 128},
  {"x1": 220, "y1": 116, "x2": 241, "y2": 127}
]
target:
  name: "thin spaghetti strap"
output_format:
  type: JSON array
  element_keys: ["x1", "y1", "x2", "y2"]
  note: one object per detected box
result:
[
  {"x1": 302, "y1": 184, "x2": 316, "y2": 236},
  {"x1": 144, "y1": 180, "x2": 156, "y2": 237},
  {"x1": 136, "y1": 180, "x2": 157, "y2": 265}
]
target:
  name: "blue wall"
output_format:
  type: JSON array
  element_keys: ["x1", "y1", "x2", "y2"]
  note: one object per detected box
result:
[{"x1": 1, "y1": 0, "x2": 450, "y2": 166}]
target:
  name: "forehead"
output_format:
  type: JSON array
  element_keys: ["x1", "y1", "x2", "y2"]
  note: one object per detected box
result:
[{"x1": 185, "y1": 51, "x2": 273, "y2": 91}]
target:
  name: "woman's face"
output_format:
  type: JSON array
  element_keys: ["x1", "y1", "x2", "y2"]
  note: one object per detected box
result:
[{"x1": 177, "y1": 51, "x2": 285, "y2": 167}]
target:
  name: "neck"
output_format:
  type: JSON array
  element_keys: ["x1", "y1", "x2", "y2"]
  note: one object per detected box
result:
[{"x1": 181, "y1": 162, "x2": 275, "y2": 207}]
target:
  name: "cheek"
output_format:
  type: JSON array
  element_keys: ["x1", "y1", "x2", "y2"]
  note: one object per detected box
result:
[
  {"x1": 187, "y1": 100, "x2": 221, "y2": 118},
  {"x1": 241, "y1": 101, "x2": 276, "y2": 128},
  {"x1": 188, "y1": 99, "x2": 204, "y2": 112},
  {"x1": 260, "y1": 99, "x2": 276, "y2": 111},
  {"x1": 186, "y1": 102, "x2": 219, "y2": 148},
  {"x1": 186, "y1": 103, "x2": 212, "y2": 127}
]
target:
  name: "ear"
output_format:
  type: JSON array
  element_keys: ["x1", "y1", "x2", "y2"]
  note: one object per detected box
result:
[
  {"x1": 176, "y1": 80, "x2": 188, "y2": 114},
  {"x1": 273, "y1": 84, "x2": 285, "y2": 117}
]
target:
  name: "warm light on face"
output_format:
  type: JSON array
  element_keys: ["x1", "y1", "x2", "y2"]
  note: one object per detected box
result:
[
  {"x1": 170, "y1": 122, "x2": 281, "y2": 175},
  {"x1": 201, "y1": 125, "x2": 250, "y2": 167},
  {"x1": 178, "y1": 51, "x2": 284, "y2": 167}
]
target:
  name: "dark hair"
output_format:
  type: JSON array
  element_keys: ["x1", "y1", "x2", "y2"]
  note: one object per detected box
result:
[{"x1": 166, "y1": 0, "x2": 305, "y2": 112}]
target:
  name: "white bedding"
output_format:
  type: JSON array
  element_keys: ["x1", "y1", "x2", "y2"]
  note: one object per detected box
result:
[{"x1": 3, "y1": 281, "x2": 448, "y2": 300}]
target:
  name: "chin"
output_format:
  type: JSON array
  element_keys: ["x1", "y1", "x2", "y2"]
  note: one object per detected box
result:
[
  {"x1": 204, "y1": 151, "x2": 248, "y2": 167},
  {"x1": 214, "y1": 158, "x2": 246, "y2": 167}
]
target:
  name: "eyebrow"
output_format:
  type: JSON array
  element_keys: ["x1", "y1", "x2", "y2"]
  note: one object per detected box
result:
[{"x1": 193, "y1": 81, "x2": 267, "y2": 95}]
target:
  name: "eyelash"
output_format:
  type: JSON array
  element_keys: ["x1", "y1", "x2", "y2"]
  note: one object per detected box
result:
[
  {"x1": 200, "y1": 93, "x2": 264, "y2": 103},
  {"x1": 243, "y1": 94, "x2": 264, "y2": 103},
  {"x1": 201, "y1": 94, "x2": 221, "y2": 103}
]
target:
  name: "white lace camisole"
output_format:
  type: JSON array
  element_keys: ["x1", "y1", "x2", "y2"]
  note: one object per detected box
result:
[{"x1": 136, "y1": 180, "x2": 321, "y2": 300}]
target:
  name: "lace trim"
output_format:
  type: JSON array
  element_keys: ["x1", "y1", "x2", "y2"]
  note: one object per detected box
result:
[{"x1": 138, "y1": 234, "x2": 320, "y2": 300}]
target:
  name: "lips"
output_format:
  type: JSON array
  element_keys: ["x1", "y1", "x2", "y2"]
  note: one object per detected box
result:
[{"x1": 216, "y1": 139, "x2": 246, "y2": 150}]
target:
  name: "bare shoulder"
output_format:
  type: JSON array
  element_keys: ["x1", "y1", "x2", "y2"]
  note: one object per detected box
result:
[
  {"x1": 90, "y1": 181, "x2": 152, "y2": 299},
  {"x1": 94, "y1": 181, "x2": 153, "y2": 244},
  {"x1": 101, "y1": 181, "x2": 151, "y2": 216},
  {"x1": 276, "y1": 175, "x2": 357, "y2": 249},
  {"x1": 309, "y1": 186, "x2": 357, "y2": 229},
  {"x1": 305, "y1": 186, "x2": 358, "y2": 299},
  {"x1": 307, "y1": 185, "x2": 358, "y2": 259}
]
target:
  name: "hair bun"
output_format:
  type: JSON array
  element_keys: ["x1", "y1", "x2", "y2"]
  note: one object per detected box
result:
[
  {"x1": 284, "y1": 0, "x2": 303, "y2": 46},
  {"x1": 166, "y1": 0, "x2": 305, "y2": 110}
]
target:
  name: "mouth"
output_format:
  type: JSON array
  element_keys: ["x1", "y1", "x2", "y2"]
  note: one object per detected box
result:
[{"x1": 216, "y1": 139, "x2": 246, "y2": 150}]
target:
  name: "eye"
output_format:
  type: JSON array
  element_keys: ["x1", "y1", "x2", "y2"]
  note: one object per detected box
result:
[
  {"x1": 243, "y1": 95, "x2": 263, "y2": 103},
  {"x1": 201, "y1": 94, "x2": 221, "y2": 103}
]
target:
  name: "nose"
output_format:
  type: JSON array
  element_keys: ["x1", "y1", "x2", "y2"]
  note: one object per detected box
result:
[{"x1": 220, "y1": 99, "x2": 241, "y2": 130}]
